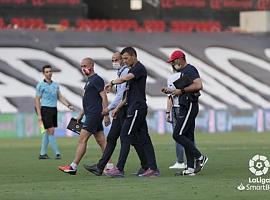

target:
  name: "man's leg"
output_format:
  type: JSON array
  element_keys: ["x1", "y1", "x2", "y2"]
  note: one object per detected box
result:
[
  {"x1": 97, "y1": 118, "x2": 121, "y2": 171},
  {"x1": 47, "y1": 127, "x2": 61, "y2": 156},
  {"x1": 73, "y1": 129, "x2": 91, "y2": 165},
  {"x1": 170, "y1": 107, "x2": 185, "y2": 168},
  {"x1": 39, "y1": 131, "x2": 49, "y2": 159},
  {"x1": 58, "y1": 129, "x2": 91, "y2": 175},
  {"x1": 173, "y1": 103, "x2": 201, "y2": 160},
  {"x1": 176, "y1": 143, "x2": 185, "y2": 163}
]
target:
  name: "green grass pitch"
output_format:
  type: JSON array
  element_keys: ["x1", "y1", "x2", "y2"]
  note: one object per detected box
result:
[{"x1": 0, "y1": 132, "x2": 269, "y2": 200}]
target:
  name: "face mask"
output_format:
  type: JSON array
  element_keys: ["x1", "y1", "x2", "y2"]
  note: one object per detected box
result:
[
  {"x1": 112, "y1": 62, "x2": 121, "y2": 69},
  {"x1": 81, "y1": 68, "x2": 92, "y2": 76},
  {"x1": 173, "y1": 64, "x2": 181, "y2": 72}
]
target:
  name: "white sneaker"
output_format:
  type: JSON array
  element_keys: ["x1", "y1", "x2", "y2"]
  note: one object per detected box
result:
[
  {"x1": 180, "y1": 169, "x2": 196, "y2": 176},
  {"x1": 169, "y1": 162, "x2": 187, "y2": 169},
  {"x1": 106, "y1": 163, "x2": 114, "y2": 170}
]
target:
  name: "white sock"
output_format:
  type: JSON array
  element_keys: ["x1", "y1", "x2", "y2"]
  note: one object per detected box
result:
[
  {"x1": 188, "y1": 168, "x2": 195, "y2": 173},
  {"x1": 70, "y1": 162, "x2": 77, "y2": 170},
  {"x1": 106, "y1": 163, "x2": 114, "y2": 170}
]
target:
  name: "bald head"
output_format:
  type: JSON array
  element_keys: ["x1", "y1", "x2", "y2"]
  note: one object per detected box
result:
[
  {"x1": 112, "y1": 52, "x2": 121, "y2": 59},
  {"x1": 112, "y1": 52, "x2": 123, "y2": 69},
  {"x1": 81, "y1": 57, "x2": 94, "y2": 67},
  {"x1": 81, "y1": 57, "x2": 95, "y2": 76}
]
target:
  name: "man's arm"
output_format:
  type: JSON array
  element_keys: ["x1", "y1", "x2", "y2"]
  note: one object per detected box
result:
[
  {"x1": 58, "y1": 91, "x2": 74, "y2": 110},
  {"x1": 166, "y1": 96, "x2": 173, "y2": 123},
  {"x1": 172, "y1": 78, "x2": 203, "y2": 96},
  {"x1": 35, "y1": 96, "x2": 42, "y2": 122},
  {"x1": 105, "y1": 73, "x2": 135, "y2": 92},
  {"x1": 111, "y1": 97, "x2": 127, "y2": 119},
  {"x1": 100, "y1": 90, "x2": 111, "y2": 126}
]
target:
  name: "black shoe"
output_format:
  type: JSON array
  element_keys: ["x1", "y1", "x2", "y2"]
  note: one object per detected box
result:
[
  {"x1": 55, "y1": 154, "x2": 61, "y2": 160},
  {"x1": 83, "y1": 164, "x2": 103, "y2": 176},
  {"x1": 131, "y1": 168, "x2": 146, "y2": 176},
  {"x1": 39, "y1": 154, "x2": 50, "y2": 159},
  {"x1": 175, "y1": 168, "x2": 196, "y2": 176},
  {"x1": 194, "y1": 155, "x2": 208, "y2": 173}
]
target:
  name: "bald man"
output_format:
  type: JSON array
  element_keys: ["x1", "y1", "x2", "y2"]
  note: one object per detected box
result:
[
  {"x1": 83, "y1": 52, "x2": 148, "y2": 176},
  {"x1": 59, "y1": 57, "x2": 111, "y2": 175}
]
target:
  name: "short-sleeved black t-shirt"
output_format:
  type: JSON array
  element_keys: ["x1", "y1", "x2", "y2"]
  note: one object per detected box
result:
[
  {"x1": 178, "y1": 64, "x2": 201, "y2": 105},
  {"x1": 83, "y1": 74, "x2": 104, "y2": 114},
  {"x1": 126, "y1": 61, "x2": 148, "y2": 113}
]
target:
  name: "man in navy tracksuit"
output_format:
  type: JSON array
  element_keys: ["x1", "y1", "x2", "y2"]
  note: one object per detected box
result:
[
  {"x1": 162, "y1": 50, "x2": 208, "y2": 176},
  {"x1": 105, "y1": 47, "x2": 159, "y2": 177},
  {"x1": 83, "y1": 52, "x2": 148, "y2": 176}
]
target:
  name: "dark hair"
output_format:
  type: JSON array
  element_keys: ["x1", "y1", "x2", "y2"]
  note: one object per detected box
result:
[
  {"x1": 42, "y1": 65, "x2": 52, "y2": 73},
  {"x1": 120, "y1": 47, "x2": 137, "y2": 57}
]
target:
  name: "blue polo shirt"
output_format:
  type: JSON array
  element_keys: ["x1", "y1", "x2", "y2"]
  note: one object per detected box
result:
[
  {"x1": 36, "y1": 80, "x2": 59, "y2": 107},
  {"x1": 126, "y1": 61, "x2": 148, "y2": 113},
  {"x1": 83, "y1": 74, "x2": 104, "y2": 115},
  {"x1": 178, "y1": 64, "x2": 201, "y2": 105}
]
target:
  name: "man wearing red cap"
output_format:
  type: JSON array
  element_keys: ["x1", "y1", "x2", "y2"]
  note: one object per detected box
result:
[{"x1": 162, "y1": 50, "x2": 208, "y2": 176}]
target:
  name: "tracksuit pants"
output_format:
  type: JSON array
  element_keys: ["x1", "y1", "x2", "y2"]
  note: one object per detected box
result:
[
  {"x1": 116, "y1": 108, "x2": 158, "y2": 171},
  {"x1": 97, "y1": 107, "x2": 148, "y2": 171},
  {"x1": 172, "y1": 102, "x2": 202, "y2": 169}
]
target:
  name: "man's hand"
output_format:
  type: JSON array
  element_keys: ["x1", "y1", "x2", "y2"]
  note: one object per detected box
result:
[
  {"x1": 161, "y1": 87, "x2": 172, "y2": 94},
  {"x1": 68, "y1": 105, "x2": 75, "y2": 111},
  {"x1": 38, "y1": 115, "x2": 42, "y2": 123},
  {"x1": 105, "y1": 83, "x2": 113, "y2": 93},
  {"x1": 111, "y1": 108, "x2": 119, "y2": 119},
  {"x1": 166, "y1": 112, "x2": 172, "y2": 123},
  {"x1": 171, "y1": 89, "x2": 181, "y2": 96},
  {"x1": 102, "y1": 107, "x2": 110, "y2": 116},
  {"x1": 75, "y1": 115, "x2": 83, "y2": 123},
  {"x1": 104, "y1": 115, "x2": 111, "y2": 127}
]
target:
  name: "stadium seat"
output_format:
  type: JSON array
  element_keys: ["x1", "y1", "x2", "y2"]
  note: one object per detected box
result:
[
  {"x1": 143, "y1": 20, "x2": 166, "y2": 32},
  {"x1": 59, "y1": 19, "x2": 70, "y2": 28},
  {"x1": 0, "y1": 18, "x2": 5, "y2": 29}
]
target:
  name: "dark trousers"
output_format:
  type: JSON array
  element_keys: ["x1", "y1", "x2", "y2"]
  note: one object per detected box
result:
[
  {"x1": 116, "y1": 108, "x2": 157, "y2": 171},
  {"x1": 97, "y1": 107, "x2": 147, "y2": 171},
  {"x1": 172, "y1": 102, "x2": 201, "y2": 168}
]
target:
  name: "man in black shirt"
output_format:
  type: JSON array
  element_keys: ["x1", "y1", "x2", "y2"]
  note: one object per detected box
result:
[
  {"x1": 162, "y1": 50, "x2": 208, "y2": 176},
  {"x1": 58, "y1": 57, "x2": 111, "y2": 175},
  {"x1": 104, "y1": 47, "x2": 159, "y2": 177}
]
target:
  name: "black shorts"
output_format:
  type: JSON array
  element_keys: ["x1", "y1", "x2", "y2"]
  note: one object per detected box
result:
[
  {"x1": 41, "y1": 106, "x2": 57, "y2": 129},
  {"x1": 82, "y1": 114, "x2": 103, "y2": 133}
]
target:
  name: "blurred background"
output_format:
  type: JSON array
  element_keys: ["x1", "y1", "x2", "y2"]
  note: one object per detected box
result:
[{"x1": 0, "y1": 0, "x2": 270, "y2": 138}]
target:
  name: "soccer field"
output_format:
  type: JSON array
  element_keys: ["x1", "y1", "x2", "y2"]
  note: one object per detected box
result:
[{"x1": 0, "y1": 132, "x2": 269, "y2": 200}]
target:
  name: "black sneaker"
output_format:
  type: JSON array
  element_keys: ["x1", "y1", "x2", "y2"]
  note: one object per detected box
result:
[
  {"x1": 194, "y1": 155, "x2": 208, "y2": 173},
  {"x1": 175, "y1": 168, "x2": 196, "y2": 176},
  {"x1": 131, "y1": 168, "x2": 146, "y2": 176},
  {"x1": 83, "y1": 164, "x2": 103, "y2": 176},
  {"x1": 39, "y1": 154, "x2": 50, "y2": 159},
  {"x1": 55, "y1": 154, "x2": 61, "y2": 160}
]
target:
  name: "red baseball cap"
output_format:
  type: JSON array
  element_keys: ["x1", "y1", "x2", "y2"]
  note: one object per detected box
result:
[{"x1": 167, "y1": 50, "x2": 185, "y2": 63}]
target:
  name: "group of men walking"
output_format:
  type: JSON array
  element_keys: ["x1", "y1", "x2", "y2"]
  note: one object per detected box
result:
[{"x1": 36, "y1": 47, "x2": 208, "y2": 177}]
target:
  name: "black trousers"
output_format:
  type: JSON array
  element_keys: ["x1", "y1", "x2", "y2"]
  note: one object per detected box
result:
[
  {"x1": 116, "y1": 108, "x2": 157, "y2": 171},
  {"x1": 172, "y1": 102, "x2": 201, "y2": 168},
  {"x1": 97, "y1": 107, "x2": 148, "y2": 171}
]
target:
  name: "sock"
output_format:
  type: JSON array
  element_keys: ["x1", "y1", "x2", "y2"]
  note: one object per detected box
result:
[
  {"x1": 198, "y1": 155, "x2": 203, "y2": 160},
  {"x1": 40, "y1": 132, "x2": 49, "y2": 155},
  {"x1": 48, "y1": 134, "x2": 60, "y2": 155},
  {"x1": 106, "y1": 163, "x2": 114, "y2": 170},
  {"x1": 188, "y1": 167, "x2": 195, "y2": 172},
  {"x1": 70, "y1": 162, "x2": 77, "y2": 170}
]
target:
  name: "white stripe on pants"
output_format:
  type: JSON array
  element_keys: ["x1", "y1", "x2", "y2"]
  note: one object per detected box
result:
[
  {"x1": 179, "y1": 103, "x2": 193, "y2": 135},
  {"x1": 128, "y1": 110, "x2": 138, "y2": 135}
]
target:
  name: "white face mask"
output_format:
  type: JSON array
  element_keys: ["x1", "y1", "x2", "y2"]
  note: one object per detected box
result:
[
  {"x1": 173, "y1": 64, "x2": 181, "y2": 71},
  {"x1": 112, "y1": 62, "x2": 121, "y2": 69}
]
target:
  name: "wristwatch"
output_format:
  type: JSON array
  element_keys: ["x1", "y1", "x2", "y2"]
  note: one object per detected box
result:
[{"x1": 181, "y1": 88, "x2": 185, "y2": 94}]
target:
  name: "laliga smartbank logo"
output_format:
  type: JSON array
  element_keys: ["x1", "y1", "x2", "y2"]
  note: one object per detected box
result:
[{"x1": 237, "y1": 154, "x2": 270, "y2": 191}]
